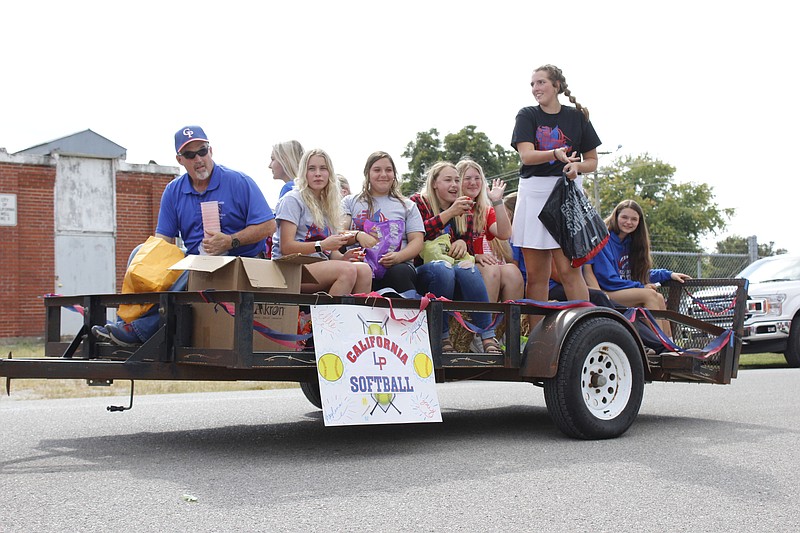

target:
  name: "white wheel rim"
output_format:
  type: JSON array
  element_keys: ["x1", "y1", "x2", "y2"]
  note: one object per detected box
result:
[{"x1": 580, "y1": 342, "x2": 633, "y2": 420}]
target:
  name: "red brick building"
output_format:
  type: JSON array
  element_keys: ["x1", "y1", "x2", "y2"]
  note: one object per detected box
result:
[{"x1": 0, "y1": 131, "x2": 177, "y2": 339}]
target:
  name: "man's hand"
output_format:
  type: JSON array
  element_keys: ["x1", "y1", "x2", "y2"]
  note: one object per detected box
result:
[{"x1": 202, "y1": 231, "x2": 234, "y2": 255}]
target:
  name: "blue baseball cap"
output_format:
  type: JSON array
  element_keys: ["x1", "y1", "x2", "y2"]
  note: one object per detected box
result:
[{"x1": 174, "y1": 125, "x2": 209, "y2": 153}]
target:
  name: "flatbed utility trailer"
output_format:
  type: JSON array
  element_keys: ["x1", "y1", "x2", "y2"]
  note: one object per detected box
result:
[{"x1": 0, "y1": 278, "x2": 747, "y2": 439}]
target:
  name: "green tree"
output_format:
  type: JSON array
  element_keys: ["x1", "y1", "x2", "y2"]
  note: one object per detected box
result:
[
  {"x1": 703, "y1": 235, "x2": 787, "y2": 278},
  {"x1": 442, "y1": 126, "x2": 517, "y2": 178},
  {"x1": 401, "y1": 128, "x2": 443, "y2": 195},
  {"x1": 595, "y1": 154, "x2": 733, "y2": 252},
  {"x1": 401, "y1": 125, "x2": 518, "y2": 195},
  {"x1": 715, "y1": 235, "x2": 787, "y2": 257}
]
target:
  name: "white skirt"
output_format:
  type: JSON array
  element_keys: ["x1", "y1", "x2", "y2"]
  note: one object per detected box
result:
[{"x1": 512, "y1": 174, "x2": 583, "y2": 250}]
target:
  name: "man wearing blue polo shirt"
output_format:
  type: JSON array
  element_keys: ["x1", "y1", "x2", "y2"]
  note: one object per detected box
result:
[
  {"x1": 94, "y1": 125, "x2": 276, "y2": 346},
  {"x1": 156, "y1": 125, "x2": 275, "y2": 256}
]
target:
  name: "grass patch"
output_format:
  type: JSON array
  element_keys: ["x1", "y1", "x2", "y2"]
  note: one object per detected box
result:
[
  {"x1": 2, "y1": 339, "x2": 42, "y2": 358},
  {"x1": 738, "y1": 352, "x2": 790, "y2": 368}
]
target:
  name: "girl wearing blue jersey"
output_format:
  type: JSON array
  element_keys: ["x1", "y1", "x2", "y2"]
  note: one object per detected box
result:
[{"x1": 584, "y1": 199, "x2": 691, "y2": 335}]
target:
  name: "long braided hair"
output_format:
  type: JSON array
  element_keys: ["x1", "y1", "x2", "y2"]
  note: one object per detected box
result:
[{"x1": 536, "y1": 64, "x2": 589, "y2": 121}]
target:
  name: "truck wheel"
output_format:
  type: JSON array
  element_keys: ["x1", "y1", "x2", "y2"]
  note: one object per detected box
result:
[
  {"x1": 784, "y1": 318, "x2": 800, "y2": 368},
  {"x1": 299, "y1": 381, "x2": 322, "y2": 409},
  {"x1": 544, "y1": 316, "x2": 644, "y2": 440}
]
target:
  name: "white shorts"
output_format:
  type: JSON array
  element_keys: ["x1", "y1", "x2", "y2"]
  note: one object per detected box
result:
[{"x1": 511, "y1": 174, "x2": 583, "y2": 250}]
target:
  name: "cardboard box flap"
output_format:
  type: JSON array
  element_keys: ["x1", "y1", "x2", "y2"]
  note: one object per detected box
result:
[
  {"x1": 169, "y1": 254, "x2": 236, "y2": 273},
  {"x1": 239, "y1": 257, "x2": 288, "y2": 290},
  {"x1": 274, "y1": 253, "x2": 323, "y2": 265},
  {"x1": 275, "y1": 254, "x2": 321, "y2": 284}
]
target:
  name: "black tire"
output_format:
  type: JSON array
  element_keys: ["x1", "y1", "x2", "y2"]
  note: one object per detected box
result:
[
  {"x1": 299, "y1": 380, "x2": 322, "y2": 409},
  {"x1": 544, "y1": 316, "x2": 645, "y2": 440},
  {"x1": 784, "y1": 318, "x2": 800, "y2": 368}
]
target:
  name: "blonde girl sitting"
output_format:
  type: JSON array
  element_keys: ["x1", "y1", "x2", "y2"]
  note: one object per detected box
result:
[{"x1": 271, "y1": 148, "x2": 372, "y2": 296}]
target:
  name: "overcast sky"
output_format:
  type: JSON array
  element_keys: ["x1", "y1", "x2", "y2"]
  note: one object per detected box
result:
[{"x1": 2, "y1": 0, "x2": 796, "y2": 253}]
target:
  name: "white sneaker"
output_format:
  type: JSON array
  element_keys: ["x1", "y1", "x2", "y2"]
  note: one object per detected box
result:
[{"x1": 470, "y1": 335, "x2": 483, "y2": 353}]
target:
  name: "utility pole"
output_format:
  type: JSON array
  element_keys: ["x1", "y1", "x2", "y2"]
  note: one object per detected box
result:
[{"x1": 592, "y1": 144, "x2": 622, "y2": 212}]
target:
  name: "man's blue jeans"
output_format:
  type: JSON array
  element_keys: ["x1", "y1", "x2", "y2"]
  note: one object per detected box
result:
[{"x1": 415, "y1": 260, "x2": 495, "y2": 340}]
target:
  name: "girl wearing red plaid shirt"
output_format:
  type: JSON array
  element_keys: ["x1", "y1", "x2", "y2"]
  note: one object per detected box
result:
[{"x1": 410, "y1": 162, "x2": 502, "y2": 355}]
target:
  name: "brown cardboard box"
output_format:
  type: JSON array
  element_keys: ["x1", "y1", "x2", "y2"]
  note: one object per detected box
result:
[{"x1": 169, "y1": 255, "x2": 318, "y2": 352}]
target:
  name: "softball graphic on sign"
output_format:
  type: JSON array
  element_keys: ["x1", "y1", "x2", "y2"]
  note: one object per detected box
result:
[
  {"x1": 413, "y1": 352, "x2": 433, "y2": 379},
  {"x1": 359, "y1": 314, "x2": 389, "y2": 336},
  {"x1": 310, "y1": 304, "x2": 441, "y2": 426},
  {"x1": 317, "y1": 353, "x2": 344, "y2": 382}
]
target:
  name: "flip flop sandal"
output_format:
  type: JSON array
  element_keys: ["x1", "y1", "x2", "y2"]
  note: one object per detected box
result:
[{"x1": 441, "y1": 339, "x2": 456, "y2": 353}]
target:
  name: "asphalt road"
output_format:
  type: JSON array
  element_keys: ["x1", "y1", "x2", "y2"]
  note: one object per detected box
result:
[{"x1": 1, "y1": 369, "x2": 798, "y2": 532}]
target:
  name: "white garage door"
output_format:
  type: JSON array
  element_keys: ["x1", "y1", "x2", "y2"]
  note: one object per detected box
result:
[{"x1": 54, "y1": 156, "x2": 116, "y2": 337}]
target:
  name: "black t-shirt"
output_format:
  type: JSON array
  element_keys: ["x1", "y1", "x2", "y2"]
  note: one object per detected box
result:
[{"x1": 511, "y1": 105, "x2": 602, "y2": 179}]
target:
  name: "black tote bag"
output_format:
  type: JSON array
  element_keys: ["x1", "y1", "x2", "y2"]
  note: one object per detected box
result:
[{"x1": 538, "y1": 174, "x2": 609, "y2": 267}]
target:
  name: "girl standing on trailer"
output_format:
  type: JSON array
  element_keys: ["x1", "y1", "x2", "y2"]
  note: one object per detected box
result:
[{"x1": 510, "y1": 64, "x2": 601, "y2": 310}]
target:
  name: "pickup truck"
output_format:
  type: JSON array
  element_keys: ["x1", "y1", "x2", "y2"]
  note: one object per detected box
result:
[
  {"x1": 0, "y1": 278, "x2": 747, "y2": 440},
  {"x1": 737, "y1": 255, "x2": 800, "y2": 367}
]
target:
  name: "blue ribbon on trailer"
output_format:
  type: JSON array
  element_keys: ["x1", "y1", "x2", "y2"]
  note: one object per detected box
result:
[
  {"x1": 624, "y1": 306, "x2": 734, "y2": 359},
  {"x1": 44, "y1": 294, "x2": 85, "y2": 316},
  {"x1": 199, "y1": 290, "x2": 312, "y2": 349}
]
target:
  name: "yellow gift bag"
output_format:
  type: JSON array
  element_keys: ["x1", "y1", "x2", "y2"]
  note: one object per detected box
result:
[
  {"x1": 420, "y1": 234, "x2": 474, "y2": 266},
  {"x1": 117, "y1": 236, "x2": 185, "y2": 323}
]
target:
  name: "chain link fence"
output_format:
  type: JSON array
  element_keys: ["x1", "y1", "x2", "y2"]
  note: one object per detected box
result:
[{"x1": 652, "y1": 251, "x2": 751, "y2": 279}]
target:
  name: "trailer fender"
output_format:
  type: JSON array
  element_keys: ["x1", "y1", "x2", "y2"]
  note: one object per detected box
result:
[{"x1": 520, "y1": 306, "x2": 646, "y2": 379}]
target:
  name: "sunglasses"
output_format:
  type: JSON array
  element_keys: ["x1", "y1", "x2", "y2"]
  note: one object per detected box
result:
[{"x1": 180, "y1": 146, "x2": 209, "y2": 159}]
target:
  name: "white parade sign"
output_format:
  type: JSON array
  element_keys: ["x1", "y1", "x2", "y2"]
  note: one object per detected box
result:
[{"x1": 310, "y1": 304, "x2": 442, "y2": 426}]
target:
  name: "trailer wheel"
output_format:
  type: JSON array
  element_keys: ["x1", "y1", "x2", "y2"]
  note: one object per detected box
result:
[
  {"x1": 299, "y1": 380, "x2": 323, "y2": 409},
  {"x1": 544, "y1": 316, "x2": 644, "y2": 440}
]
